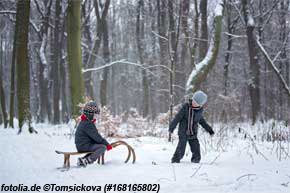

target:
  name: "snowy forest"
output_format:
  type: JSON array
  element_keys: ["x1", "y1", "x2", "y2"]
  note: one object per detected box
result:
[
  {"x1": 0, "y1": 0, "x2": 290, "y2": 192},
  {"x1": 0, "y1": 0, "x2": 289, "y2": 129}
]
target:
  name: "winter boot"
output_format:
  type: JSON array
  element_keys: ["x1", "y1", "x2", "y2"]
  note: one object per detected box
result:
[
  {"x1": 77, "y1": 156, "x2": 92, "y2": 167},
  {"x1": 171, "y1": 158, "x2": 180, "y2": 163},
  {"x1": 191, "y1": 157, "x2": 200, "y2": 163}
]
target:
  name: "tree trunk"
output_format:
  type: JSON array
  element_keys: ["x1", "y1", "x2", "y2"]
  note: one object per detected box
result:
[
  {"x1": 190, "y1": 0, "x2": 199, "y2": 68},
  {"x1": 9, "y1": 5, "x2": 19, "y2": 128},
  {"x1": 0, "y1": 37, "x2": 8, "y2": 128},
  {"x1": 67, "y1": 0, "x2": 84, "y2": 117},
  {"x1": 51, "y1": 0, "x2": 61, "y2": 124},
  {"x1": 110, "y1": 1, "x2": 117, "y2": 115},
  {"x1": 279, "y1": 0, "x2": 289, "y2": 120},
  {"x1": 60, "y1": 56, "x2": 69, "y2": 123},
  {"x1": 221, "y1": 1, "x2": 235, "y2": 122},
  {"x1": 86, "y1": 0, "x2": 110, "y2": 102},
  {"x1": 242, "y1": 0, "x2": 261, "y2": 124},
  {"x1": 148, "y1": 0, "x2": 157, "y2": 118},
  {"x1": 168, "y1": 0, "x2": 181, "y2": 121},
  {"x1": 157, "y1": 0, "x2": 168, "y2": 113},
  {"x1": 199, "y1": 0, "x2": 208, "y2": 61},
  {"x1": 136, "y1": 0, "x2": 149, "y2": 117},
  {"x1": 186, "y1": 0, "x2": 224, "y2": 93},
  {"x1": 100, "y1": 18, "x2": 110, "y2": 107},
  {"x1": 176, "y1": 0, "x2": 190, "y2": 100},
  {"x1": 37, "y1": 0, "x2": 53, "y2": 123},
  {"x1": 82, "y1": 0, "x2": 94, "y2": 99},
  {"x1": 58, "y1": 12, "x2": 68, "y2": 123},
  {"x1": 15, "y1": 0, "x2": 33, "y2": 133}
]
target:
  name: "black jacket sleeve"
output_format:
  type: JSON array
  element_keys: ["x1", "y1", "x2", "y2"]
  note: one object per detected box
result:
[
  {"x1": 169, "y1": 104, "x2": 187, "y2": 133},
  {"x1": 199, "y1": 118, "x2": 214, "y2": 135},
  {"x1": 84, "y1": 124, "x2": 109, "y2": 145}
]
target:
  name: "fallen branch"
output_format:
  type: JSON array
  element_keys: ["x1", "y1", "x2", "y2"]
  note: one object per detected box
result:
[
  {"x1": 209, "y1": 152, "x2": 222, "y2": 165},
  {"x1": 236, "y1": 174, "x2": 256, "y2": 181},
  {"x1": 190, "y1": 164, "x2": 202, "y2": 178}
]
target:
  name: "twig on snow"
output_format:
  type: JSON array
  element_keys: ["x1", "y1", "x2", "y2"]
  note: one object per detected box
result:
[
  {"x1": 190, "y1": 164, "x2": 203, "y2": 178},
  {"x1": 236, "y1": 174, "x2": 256, "y2": 181}
]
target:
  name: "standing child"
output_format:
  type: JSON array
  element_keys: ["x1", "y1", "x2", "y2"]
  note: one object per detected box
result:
[{"x1": 169, "y1": 91, "x2": 214, "y2": 163}]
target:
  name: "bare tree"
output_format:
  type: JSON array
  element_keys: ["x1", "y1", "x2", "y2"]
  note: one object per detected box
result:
[
  {"x1": 157, "y1": 0, "x2": 168, "y2": 113},
  {"x1": 100, "y1": 2, "x2": 111, "y2": 107},
  {"x1": 15, "y1": 0, "x2": 34, "y2": 133},
  {"x1": 190, "y1": 0, "x2": 199, "y2": 68},
  {"x1": 67, "y1": 0, "x2": 84, "y2": 117},
  {"x1": 9, "y1": 7, "x2": 17, "y2": 128},
  {"x1": 136, "y1": 0, "x2": 150, "y2": 117},
  {"x1": 168, "y1": 0, "x2": 181, "y2": 122},
  {"x1": 221, "y1": 0, "x2": 239, "y2": 122},
  {"x1": 51, "y1": 0, "x2": 62, "y2": 124},
  {"x1": 242, "y1": 0, "x2": 261, "y2": 124},
  {"x1": 0, "y1": 37, "x2": 8, "y2": 128},
  {"x1": 86, "y1": 0, "x2": 110, "y2": 103},
  {"x1": 176, "y1": 0, "x2": 190, "y2": 100},
  {"x1": 186, "y1": 0, "x2": 224, "y2": 93},
  {"x1": 34, "y1": 0, "x2": 53, "y2": 123},
  {"x1": 199, "y1": 0, "x2": 208, "y2": 61}
]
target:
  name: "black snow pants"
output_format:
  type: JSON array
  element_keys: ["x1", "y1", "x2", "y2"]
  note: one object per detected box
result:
[
  {"x1": 82, "y1": 144, "x2": 107, "y2": 162},
  {"x1": 172, "y1": 135, "x2": 201, "y2": 162}
]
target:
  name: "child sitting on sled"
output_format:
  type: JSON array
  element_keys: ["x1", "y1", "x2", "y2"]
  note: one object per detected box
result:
[{"x1": 75, "y1": 101, "x2": 112, "y2": 167}]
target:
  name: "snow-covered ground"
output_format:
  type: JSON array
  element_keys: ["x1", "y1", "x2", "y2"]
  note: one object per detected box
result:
[{"x1": 0, "y1": 123, "x2": 289, "y2": 193}]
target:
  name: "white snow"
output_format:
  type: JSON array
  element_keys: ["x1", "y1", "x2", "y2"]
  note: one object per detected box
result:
[
  {"x1": 0, "y1": 122, "x2": 289, "y2": 193},
  {"x1": 214, "y1": 0, "x2": 224, "y2": 17},
  {"x1": 247, "y1": 15, "x2": 255, "y2": 27}
]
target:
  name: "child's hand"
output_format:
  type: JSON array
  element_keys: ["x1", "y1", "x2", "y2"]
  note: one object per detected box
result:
[{"x1": 106, "y1": 145, "x2": 113, "y2": 151}]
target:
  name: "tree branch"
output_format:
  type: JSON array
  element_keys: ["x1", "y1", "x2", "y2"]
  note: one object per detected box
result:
[
  {"x1": 256, "y1": 36, "x2": 290, "y2": 98},
  {"x1": 0, "y1": 10, "x2": 16, "y2": 14},
  {"x1": 82, "y1": 59, "x2": 173, "y2": 77},
  {"x1": 186, "y1": 0, "x2": 224, "y2": 93}
]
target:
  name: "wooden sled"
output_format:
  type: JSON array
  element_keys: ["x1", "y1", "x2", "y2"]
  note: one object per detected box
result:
[{"x1": 56, "y1": 140, "x2": 136, "y2": 168}]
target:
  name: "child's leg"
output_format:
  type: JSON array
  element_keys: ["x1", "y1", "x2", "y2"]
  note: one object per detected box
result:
[
  {"x1": 87, "y1": 144, "x2": 107, "y2": 163},
  {"x1": 172, "y1": 135, "x2": 187, "y2": 162},
  {"x1": 188, "y1": 138, "x2": 201, "y2": 163}
]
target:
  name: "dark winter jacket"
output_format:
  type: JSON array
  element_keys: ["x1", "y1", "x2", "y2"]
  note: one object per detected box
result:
[
  {"x1": 169, "y1": 103, "x2": 214, "y2": 137},
  {"x1": 75, "y1": 119, "x2": 109, "y2": 152}
]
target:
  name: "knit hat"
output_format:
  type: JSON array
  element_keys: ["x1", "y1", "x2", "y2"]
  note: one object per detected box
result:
[
  {"x1": 192, "y1": 90, "x2": 207, "y2": 107},
  {"x1": 83, "y1": 101, "x2": 100, "y2": 121},
  {"x1": 83, "y1": 101, "x2": 100, "y2": 114}
]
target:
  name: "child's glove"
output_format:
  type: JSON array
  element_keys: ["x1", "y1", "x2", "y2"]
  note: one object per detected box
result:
[
  {"x1": 209, "y1": 130, "x2": 215, "y2": 136},
  {"x1": 106, "y1": 145, "x2": 113, "y2": 151}
]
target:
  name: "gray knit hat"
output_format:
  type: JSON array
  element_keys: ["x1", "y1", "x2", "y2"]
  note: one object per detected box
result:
[{"x1": 192, "y1": 90, "x2": 208, "y2": 107}]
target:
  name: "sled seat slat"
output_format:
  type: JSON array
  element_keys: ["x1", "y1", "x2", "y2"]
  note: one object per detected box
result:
[{"x1": 55, "y1": 150, "x2": 105, "y2": 168}]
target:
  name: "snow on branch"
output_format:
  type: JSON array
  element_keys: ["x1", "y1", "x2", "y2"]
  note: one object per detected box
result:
[
  {"x1": 214, "y1": 0, "x2": 224, "y2": 16},
  {"x1": 0, "y1": 10, "x2": 16, "y2": 14},
  {"x1": 40, "y1": 35, "x2": 48, "y2": 66},
  {"x1": 256, "y1": 37, "x2": 290, "y2": 98},
  {"x1": 151, "y1": 30, "x2": 168, "y2": 41},
  {"x1": 186, "y1": 0, "x2": 224, "y2": 93},
  {"x1": 247, "y1": 15, "x2": 255, "y2": 27},
  {"x1": 82, "y1": 59, "x2": 172, "y2": 77}
]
